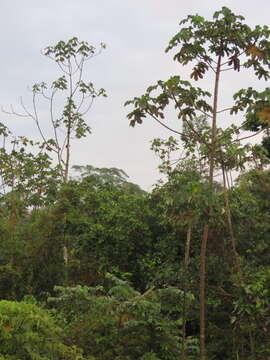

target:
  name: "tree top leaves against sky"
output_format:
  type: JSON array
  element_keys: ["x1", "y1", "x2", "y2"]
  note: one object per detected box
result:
[
  {"x1": 44, "y1": 36, "x2": 106, "y2": 63},
  {"x1": 125, "y1": 6, "x2": 270, "y2": 144},
  {"x1": 166, "y1": 6, "x2": 270, "y2": 79}
]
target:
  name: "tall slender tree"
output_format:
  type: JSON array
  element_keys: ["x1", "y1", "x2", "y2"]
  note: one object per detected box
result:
[
  {"x1": 4, "y1": 37, "x2": 106, "y2": 183},
  {"x1": 4, "y1": 37, "x2": 107, "y2": 271},
  {"x1": 126, "y1": 7, "x2": 270, "y2": 358}
]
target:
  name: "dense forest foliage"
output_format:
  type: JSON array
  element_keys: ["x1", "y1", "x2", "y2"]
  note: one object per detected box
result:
[{"x1": 1, "y1": 7, "x2": 270, "y2": 360}]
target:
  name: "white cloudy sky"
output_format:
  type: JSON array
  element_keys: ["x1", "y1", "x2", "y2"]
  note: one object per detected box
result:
[{"x1": 1, "y1": 0, "x2": 269, "y2": 190}]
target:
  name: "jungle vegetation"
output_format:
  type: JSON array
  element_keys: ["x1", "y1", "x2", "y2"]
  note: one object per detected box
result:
[{"x1": 1, "y1": 7, "x2": 270, "y2": 360}]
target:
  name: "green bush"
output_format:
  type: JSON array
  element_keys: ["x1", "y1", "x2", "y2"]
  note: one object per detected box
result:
[
  {"x1": 49, "y1": 274, "x2": 198, "y2": 359},
  {"x1": 0, "y1": 300, "x2": 83, "y2": 359}
]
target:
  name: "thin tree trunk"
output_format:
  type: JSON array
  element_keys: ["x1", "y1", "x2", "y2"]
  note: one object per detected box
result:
[
  {"x1": 63, "y1": 78, "x2": 72, "y2": 271},
  {"x1": 182, "y1": 223, "x2": 192, "y2": 359},
  {"x1": 184, "y1": 223, "x2": 192, "y2": 265},
  {"x1": 199, "y1": 223, "x2": 209, "y2": 359},
  {"x1": 62, "y1": 63, "x2": 74, "y2": 274},
  {"x1": 63, "y1": 129, "x2": 70, "y2": 279},
  {"x1": 221, "y1": 165, "x2": 243, "y2": 281},
  {"x1": 64, "y1": 129, "x2": 71, "y2": 183},
  {"x1": 199, "y1": 55, "x2": 221, "y2": 360}
]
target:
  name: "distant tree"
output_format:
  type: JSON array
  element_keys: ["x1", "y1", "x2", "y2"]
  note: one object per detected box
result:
[
  {"x1": 72, "y1": 164, "x2": 146, "y2": 196},
  {"x1": 53, "y1": 169, "x2": 152, "y2": 289}
]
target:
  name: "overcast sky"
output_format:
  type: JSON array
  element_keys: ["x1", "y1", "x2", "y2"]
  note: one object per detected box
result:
[{"x1": 1, "y1": 0, "x2": 270, "y2": 190}]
